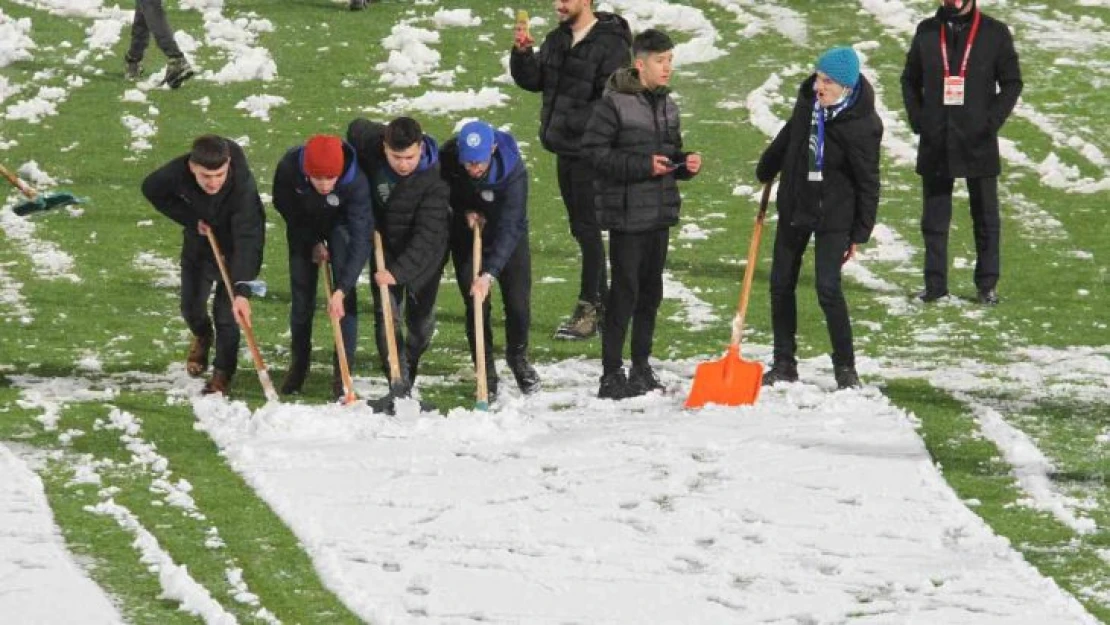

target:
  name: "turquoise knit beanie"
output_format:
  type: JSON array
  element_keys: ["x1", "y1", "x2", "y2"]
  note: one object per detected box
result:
[{"x1": 816, "y1": 47, "x2": 860, "y2": 89}]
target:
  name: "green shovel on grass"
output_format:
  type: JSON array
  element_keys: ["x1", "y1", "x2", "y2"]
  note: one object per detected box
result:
[{"x1": 0, "y1": 163, "x2": 81, "y2": 216}]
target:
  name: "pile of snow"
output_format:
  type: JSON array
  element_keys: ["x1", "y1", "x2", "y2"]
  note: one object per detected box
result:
[{"x1": 0, "y1": 10, "x2": 35, "y2": 68}]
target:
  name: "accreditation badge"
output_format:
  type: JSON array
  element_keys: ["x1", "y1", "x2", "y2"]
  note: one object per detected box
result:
[
  {"x1": 326, "y1": 193, "x2": 340, "y2": 206},
  {"x1": 943, "y1": 76, "x2": 965, "y2": 106},
  {"x1": 808, "y1": 171, "x2": 823, "y2": 182}
]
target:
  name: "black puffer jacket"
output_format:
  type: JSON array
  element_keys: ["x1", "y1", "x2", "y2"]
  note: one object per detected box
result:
[
  {"x1": 346, "y1": 118, "x2": 450, "y2": 288},
  {"x1": 901, "y1": 7, "x2": 1023, "y2": 178},
  {"x1": 510, "y1": 12, "x2": 632, "y2": 157},
  {"x1": 581, "y1": 68, "x2": 694, "y2": 233},
  {"x1": 271, "y1": 141, "x2": 373, "y2": 295},
  {"x1": 757, "y1": 75, "x2": 883, "y2": 244},
  {"x1": 142, "y1": 138, "x2": 264, "y2": 295}
]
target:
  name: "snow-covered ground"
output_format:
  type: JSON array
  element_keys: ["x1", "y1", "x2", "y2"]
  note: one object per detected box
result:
[
  {"x1": 0, "y1": 443, "x2": 123, "y2": 625},
  {"x1": 185, "y1": 358, "x2": 1096, "y2": 625}
]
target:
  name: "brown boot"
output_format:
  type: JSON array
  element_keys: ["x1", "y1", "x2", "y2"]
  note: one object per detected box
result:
[
  {"x1": 202, "y1": 369, "x2": 231, "y2": 395},
  {"x1": 186, "y1": 330, "x2": 214, "y2": 377}
]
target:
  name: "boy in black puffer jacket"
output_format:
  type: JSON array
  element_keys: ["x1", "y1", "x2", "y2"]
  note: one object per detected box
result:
[
  {"x1": 272, "y1": 134, "x2": 372, "y2": 400},
  {"x1": 347, "y1": 117, "x2": 450, "y2": 413},
  {"x1": 756, "y1": 47, "x2": 883, "y2": 390},
  {"x1": 581, "y1": 29, "x2": 702, "y2": 400}
]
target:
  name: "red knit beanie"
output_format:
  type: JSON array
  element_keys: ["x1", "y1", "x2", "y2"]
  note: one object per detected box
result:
[{"x1": 303, "y1": 134, "x2": 344, "y2": 178}]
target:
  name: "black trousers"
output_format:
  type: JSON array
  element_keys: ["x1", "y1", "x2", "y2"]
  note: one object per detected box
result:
[
  {"x1": 180, "y1": 255, "x2": 239, "y2": 376},
  {"x1": 369, "y1": 259, "x2": 446, "y2": 387},
  {"x1": 921, "y1": 175, "x2": 1000, "y2": 293},
  {"x1": 287, "y1": 227, "x2": 359, "y2": 371},
  {"x1": 602, "y1": 228, "x2": 669, "y2": 374},
  {"x1": 451, "y1": 233, "x2": 532, "y2": 378},
  {"x1": 768, "y1": 222, "x2": 854, "y2": 368},
  {"x1": 556, "y1": 155, "x2": 607, "y2": 306},
  {"x1": 127, "y1": 0, "x2": 183, "y2": 61}
]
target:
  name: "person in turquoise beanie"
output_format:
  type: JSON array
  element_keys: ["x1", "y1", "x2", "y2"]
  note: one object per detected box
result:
[{"x1": 755, "y1": 46, "x2": 883, "y2": 390}]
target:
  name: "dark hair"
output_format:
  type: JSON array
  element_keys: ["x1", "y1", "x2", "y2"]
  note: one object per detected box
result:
[
  {"x1": 384, "y1": 117, "x2": 423, "y2": 151},
  {"x1": 188, "y1": 134, "x2": 231, "y2": 170},
  {"x1": 632, "y1": 29, "x2": 674, "y2": 58}
]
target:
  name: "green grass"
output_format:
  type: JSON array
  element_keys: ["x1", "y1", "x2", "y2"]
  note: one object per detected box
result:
[{"x1": 1, "y1": 0, "x2": 1108, "y2": 622}]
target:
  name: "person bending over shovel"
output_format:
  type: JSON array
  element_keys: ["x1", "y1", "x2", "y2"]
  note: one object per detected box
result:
[
  {"x1": 347, "y1": 117, "x2": 449, "y2": 414},
  {"x1": 142, "y1": 135, "x2": 265, "y2": 395},
  {"x1": 441, "y1": 120, "x2": 542, "y2": 404},
  {"x1": 272, "y1": 134, "x2": 372, "y2": 401},
  {"x1": 756, "y1": 47, "x2": 882, "y2": 390}
]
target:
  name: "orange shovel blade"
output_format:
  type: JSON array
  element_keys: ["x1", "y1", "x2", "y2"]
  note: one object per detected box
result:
[{"x1": 685, "y1": 345, "x2": 763, "y2": 409}]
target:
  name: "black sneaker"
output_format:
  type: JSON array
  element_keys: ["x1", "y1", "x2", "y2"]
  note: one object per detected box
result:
[
  {"x1": 279, "y1": 361, "x2": 309, "y2": 395},
  {"x1": 915, "y1": 288, "x2": 949, "y2": 303},
  {"x1": 762, "y1": 360, "x2": 798, "y2": 386},
  {"x1": 507, "y1": 352, "x2": 541, "y2": 394},
  {"x1": 627, "y1": 363, "x2": 664, "y2": 396},
  {"x1": 977, "y1": 288, "x2": 999, "y2": 306},
  {"x1": 162, "y1": 57, "x2": 195, "y2": 89},
  {"x1": 834, "y1": 365, "x2": 861, "y2": 390},
  {"x1": 597, "y1": 369, "x2": 632, "y2": 400}
]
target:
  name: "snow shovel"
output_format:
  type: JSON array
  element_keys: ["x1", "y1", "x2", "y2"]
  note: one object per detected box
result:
[
  {"x1": 0, "y1": 163, "x2": 81, "y2": 216},
  {"x1": 685, "y1": 182, "x2": 773, "y2": 409},
  {"x1": 472, "y1": 222, "x2": 489, "y2": 411},
  {"x1": 205, "y1": 230, "x2": 280, "y2": 403},
  {"x1": 372, "y1": 230, "x2": 408, "y2": 402},
  {"x1": 321, "y1": 258, "x2": 357, "y2": 405}
]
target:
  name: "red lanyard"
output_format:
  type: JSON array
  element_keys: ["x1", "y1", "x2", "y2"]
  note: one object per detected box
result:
[{"x1": 940, "y1": 10, "x2": 982, "y2": 78}]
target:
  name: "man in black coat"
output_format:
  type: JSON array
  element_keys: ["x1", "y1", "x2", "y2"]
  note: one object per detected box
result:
[
  {"x1": 347, "y1": 117, "x2": 449, "y2": 411},
  {"x1": 442, "y1": 121, "x2": 541, "y2": 403},
  {"x1": 756, "y1": 47, "x2": 883, "y2": 390},
  {"x1": 511, "y1": 0, "x2": 632, "y2": 340},
  {"x1": 901, "y1": 0, "x2": 1023, "y2": 305},
  {"x1": 272, "y1": 134, "x2": 372, "y2": 400},
  {"x1": 581, "y1": 29, "x2": 701, "y2": 400},
  {"x1": 142, "y1": 135, "x2": 265, "y2": 395}
]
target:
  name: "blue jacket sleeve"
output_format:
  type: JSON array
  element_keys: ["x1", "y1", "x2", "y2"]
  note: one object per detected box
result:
[
  {"x1": 484, "y1": 173, "x2": 527, "y2": 279},
  {"x1": 335, "y1": 173, "x2": 373, "y2": 294}
]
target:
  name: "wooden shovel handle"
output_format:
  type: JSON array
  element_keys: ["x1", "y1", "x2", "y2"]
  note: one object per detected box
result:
[
  {"x1": 472, "y1": 223, "x2": 488, "y2": 405},
  {"x1": 729, "y1": 182, "x2": 773, "y2": 348},
  {"x1": 373, "y1": 230, "x2": 404, "y2": 385},
  {"x1": 206, "y1": 230, "x2": 279, "y2": 402},
  {"x1": 321, "y1": 259, "x2": 357, "y2": 403},
  {"x1": 0, "y1": 164, "x2": 39, "y2": 200}
]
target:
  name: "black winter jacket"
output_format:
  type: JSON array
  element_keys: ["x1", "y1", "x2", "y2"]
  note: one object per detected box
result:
[
  {"x1": 901, "y1": 8, "x2": 1023, "y2": 178},
  {"x1": 346, "y1": 118, "x2": 450, "y2": 288},
  {"x1": 271, "y1": 141, "x2": 373, "y2": 295},
  {"x1": 581, "y1": 68, "x2": 694, "y2": 233},
  {"x1": 142, "y1": 138, "x2": 264, "y2": 296},
  {"x1": 757, "y1": 75, "x2": 883, "y2": 244},
  {"x1": 441, "y1": 131, "x2": 528, "y2": 279},
  {"x1": 510, "y1": 12, "x2": 632, "y2": 157}
]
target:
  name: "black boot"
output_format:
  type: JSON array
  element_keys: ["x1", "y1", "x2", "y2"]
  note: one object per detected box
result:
[
  {"x1": 506, "y1": 348, "x2": 541, "y2": 395},
  {"x1": 834, "y1": 365, "x2": 861, "y2": 390},
  {"x1": 627, "y1": 362, "x2": 664, "y2": 396},
  {"x1": 762, "y1": 359, "x2": 799, "y2": 386},
  {"x1": 598, "y1": 369, "x2": 632, "y2": 400},
  {"x1": 280, "y1": 327, "x2": 311, "y2": 395}
]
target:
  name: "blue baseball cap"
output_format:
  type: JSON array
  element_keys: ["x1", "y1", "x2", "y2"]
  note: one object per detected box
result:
[{"x1": 458, "y1": 120, "x2": 495, "y2": 164}]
